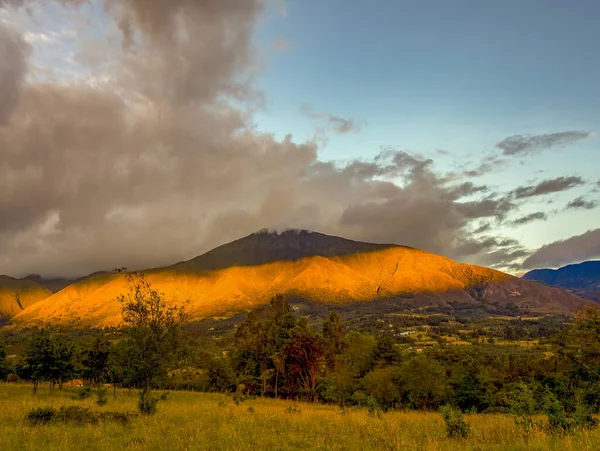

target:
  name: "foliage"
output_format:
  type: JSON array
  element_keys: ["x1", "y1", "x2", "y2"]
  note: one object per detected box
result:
[
  {"x1": 74, "y1": 386, "x2": 91, "y2": 400},
  {"x1": 285, "y1": 403, "x2": 301, "y2": 414},
  {"x1": 507, "y1": 381, "x2": 538, "y2": 433},
  {"x1": 25, "y1": 407, "x2": 57, "y2": 425},
  {"x1": 20, "y1": 329, "x2": 74, "y2": 393},
  {"x1": 440, "y1": 405, "x2": 470, "y2": 438},
  {"x1": 117, "y1": 271, "x2": 186, "y2": 412},
  {"x1": 542, "y1": 391, "x2": 598, "y2": 434},
  {"x1": 96, "y1": 387, "x2": 108, "y2": 406},
  {"x1": 25, "y1": 405, "x2": 135, "y2": 426},
  {"x1": 82, "y1": 337, "x2": 110, "y2": 387},
  {"x1": 138, "y1": 391, "x2": 159, "y2": 416}
]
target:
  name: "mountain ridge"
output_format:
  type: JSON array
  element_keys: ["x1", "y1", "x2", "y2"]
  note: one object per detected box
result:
[
  {"x1": 9, "y1": 230, "x2": 587, "y2": 328},
  {"x1": 522, "y1": 260, "x2": 600, "y2": 302}
]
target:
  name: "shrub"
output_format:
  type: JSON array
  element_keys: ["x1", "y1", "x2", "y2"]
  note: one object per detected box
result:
[
  {"x1": 247, "y1": 406, "x2": 255, "y2": 413},
  {"x1": 25, "y1": 406, "x2": 135, "y2": 426},
  {"x1": 160, "y1": 391, "x2": 170, "y2": 400},
  {"x1": 74, "y1": 386, "x2": 92, "y2": 400},
  {"x1": 507, "y1": 381, "x2": 538, "y2": 434},
  {"x1": 138, "y1": 391, "x2": 159, "y2": 415},
  {"x1": 55, "y1": 406, "x2": 99, "y2": 424},
  {"x1": 96, "y1": 388, "x2": 108, "y2": 406},
  {"x1": 440, "y1": 405, "x2": 470, "y2": 438},
  {"x1": 285, "y1": 403, "x2": 301, "y2": 414},
  {"x1": 543, "y1": 392, "x2": 598, "y2": 434},
  {"x1": 365, "y1": 396, "x2": 384, "y2": 417},
  {"x1": 25, "y1": 407, "x2": 56, "y2": 425}
]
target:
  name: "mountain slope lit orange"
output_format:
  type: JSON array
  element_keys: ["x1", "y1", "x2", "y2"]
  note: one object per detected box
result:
[
  {"x1": 11, "y1": 230, "x2": 586, "y2": 328},
  {"x1": 0, "y1": 276, "x2": 52, "y2": 320}
]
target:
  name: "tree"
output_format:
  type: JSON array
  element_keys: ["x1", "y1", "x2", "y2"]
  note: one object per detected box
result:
[
  {"x1": 0, "y1": 337, "x2": 7, "y2": 380},
  {"x1": 362, "y1": 366, "x2": 400, "y2": 410},
  {"x1": 117, "y1": 271, "x2": 186, "y2": 411},
  {"x1": 558, "y1": 305, "x2": 600, "y2": 379},
  {"x1": 234, "y1": 294, "x2": 297, "y2": 397},
  {"x1": 50, "y1": 333, "x2": 74, "y2": 391},
  {"x1": 342, "y1": 331, "x2": 376, "y2": 377},
  {"x1": 21, "y1": 329, "x2": 73, "y2": 394},
  {"x1": 373, "y1": 335, "x2": 401, "y2": 366},
  {"x1": 398, "y1": 355, "x2": 449, "y2": 410},
  {"x1": 82, "y1": 337, "x2": 111, "y2": 389},
  {"x1": 323, "y1": 311, "x2": 343, "y2": 372},
  {"x1": 284, "y1": 322, "x2": 324, "y2": 401}
]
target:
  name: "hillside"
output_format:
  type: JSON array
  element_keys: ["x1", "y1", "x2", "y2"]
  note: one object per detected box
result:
[
  {"x1": 0, "y1": 276, "x2": 53, "y2": 322},
  {"x1": 11, "y1": 230, "x2": 587, "y2": 328},
  {"x1": 523, "y1": 261, "x2": 600, "y2": 301}
]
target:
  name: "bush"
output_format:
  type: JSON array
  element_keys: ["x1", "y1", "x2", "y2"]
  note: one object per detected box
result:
[
  {"x1": 25, "y1": 406, "x2": 135, "y2": 426},
  {"x1": 365, "y1": 396, "x2": 385, "y2": 417},
  {"x1": 55, "y1": 406, "x2": 99, "y2": 424},
  {"x1": 160, "y1": 391, "x2": 170, "y2": 400},
  {"x1": 25, "y1": 407, "x2": 56, "y2": 425},
  {"x1": 74, "y1": 386, "x2": 92, "y2": 400},
  {"x1": 440, "y1": 405, "x2": 470, "y2": 438},
  {"x1": 285, "y1": 403, "x2": 301, "y2": 414},
  {"x1": 247, "y1": 406, "x2": 255, "y2": 413},
  {"x1": 507, "y1": 381, "x2": 538, "y2": 434},
  {"x1": 96, "y1": 388, "x2": 108, "y2": 406},
  {"x1": 543, "y1": 392, "x2": 598, "y2": 434},
  {"x1": 138, "y1": 391, "x2": 159, "y2": 415}
]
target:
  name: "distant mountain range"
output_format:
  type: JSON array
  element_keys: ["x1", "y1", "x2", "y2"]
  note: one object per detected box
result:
[
  {"x1": 1, "y1": 230, "x2": 589, "y2": 328},
  {"x1": 522, "y1": 261, "x2": 600, "y2": 302}
]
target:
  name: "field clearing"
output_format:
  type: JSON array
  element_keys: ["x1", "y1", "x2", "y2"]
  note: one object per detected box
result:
[{"x1": 1, "y1": 384, "x2": 599, "y2": 451}]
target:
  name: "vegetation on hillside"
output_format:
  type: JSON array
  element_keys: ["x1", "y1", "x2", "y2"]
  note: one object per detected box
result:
[{"x1": 1, "y1": 272, "x2": 600, "y2": 449}]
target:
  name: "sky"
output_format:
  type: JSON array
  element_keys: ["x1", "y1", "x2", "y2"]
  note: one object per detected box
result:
[{"x1": 0, "y1": 0, "x2": 598, "y2": 278}]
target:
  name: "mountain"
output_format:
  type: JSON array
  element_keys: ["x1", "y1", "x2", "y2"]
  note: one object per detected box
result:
[
  {"x1": 523, "y1": 261, "x2": 600, "y2": 302},
  {"x1": 0, "y1": 276, "x2": 53, "y2": 322},
  {"x1": 11, "y1": 230, "x2": 587, "y2": 328},
  {"x1": 21, "y1": 274, "x2": 77, "y2": 293}
]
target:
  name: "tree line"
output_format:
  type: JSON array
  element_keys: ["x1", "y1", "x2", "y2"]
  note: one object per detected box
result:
[{"x1": 1, "y1": 274, "x2": 600, "y2": 418}]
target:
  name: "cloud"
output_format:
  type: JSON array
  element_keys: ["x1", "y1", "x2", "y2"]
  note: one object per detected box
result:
[
  {"x1": 496, "y1": 131, "x2": 594, "y2": 156},
  {"x1": 0, "y1": 0, "x2": 528, "y2": 278},
  {"x1": 301, "y1": 104, "x2": 362, "y2": 134},
  {"x1": 565, "y1": 197, "x2": 598, "y2": 210},
  {"x1": 509, "y1": 212, "x2": 548, "y2": 226},
  {"x1": 0, "y1": 21, "x2": 29, "y2": 124},
  {"x1": 512, "y1": 176, "x2": 584, "y2": 199},
  {"x1": 522, "y1": 228, "x2": 600, "y2": 269}
]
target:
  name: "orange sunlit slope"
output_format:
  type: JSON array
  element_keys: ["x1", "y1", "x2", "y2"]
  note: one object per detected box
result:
[
  {"x1": 0, "y1": 276, "x2": 52, "y2": 320},
  {"x1": 12, "y1": 244, "x2": 585, "y2": 328}
]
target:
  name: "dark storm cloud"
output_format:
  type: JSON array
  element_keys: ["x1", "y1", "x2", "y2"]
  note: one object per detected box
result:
[
  {"x1": 565, "y1": 197, "x2": 598, "y2": 211},
  {"x1": 496, "y1": 131, "x2": 593, "y2": 156},
  {"x1": 522, "y1": 228, "x2": 600, "y2": 269},
  {"x1": 0, "y1": 0, "x2": 529, "y2": 277},
  {"x1": 512, "y1": 176, "x2": 584, "y2": 199}
]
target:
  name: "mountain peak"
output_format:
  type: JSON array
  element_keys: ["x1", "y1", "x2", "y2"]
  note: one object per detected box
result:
[
  {"x1": 171, "y1": 230, "x2": 400, "y2": 273},
  {"x1": 253, "y1": 228, "x2": 316, "y2": 237}
]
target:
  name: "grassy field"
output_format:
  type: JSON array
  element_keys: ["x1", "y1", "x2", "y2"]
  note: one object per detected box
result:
[{"x1": 1, "y1": 384, "x2": 599, "y2": 450}]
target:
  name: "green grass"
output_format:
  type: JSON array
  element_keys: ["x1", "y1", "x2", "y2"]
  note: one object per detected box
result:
[{"x1": 1, "y1": 383, "x2": 600, "y2": 450}]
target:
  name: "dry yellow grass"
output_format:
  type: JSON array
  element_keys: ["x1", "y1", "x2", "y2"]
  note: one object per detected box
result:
[{"x1": 1, "y1": 383, "x2": 600, "y2": 451}]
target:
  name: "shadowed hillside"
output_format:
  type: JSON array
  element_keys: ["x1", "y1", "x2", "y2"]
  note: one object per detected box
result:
[
  {"x1": 523, "y1": 261, "x2": 600, "y2": 301},
  {"x1": 11, "y1": 230, "x2": 587, "y2": 328},
  {"x1": 169, "y1": 229, "x2": 401, "y2": 272}
]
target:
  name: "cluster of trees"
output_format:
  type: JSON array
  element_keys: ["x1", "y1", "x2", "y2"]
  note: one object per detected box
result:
[
  {"x1": 2, "y1": 277, "x2": 600, "y2": 417},
  {"x1": 1, "y1": 272, "x2": 184, "y2": 409},
  {"x1": 181, "y1": 301, "x2": 600, "y2": 415}
]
